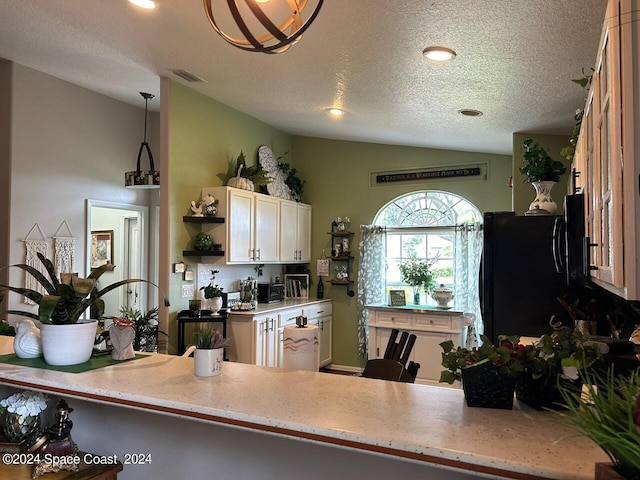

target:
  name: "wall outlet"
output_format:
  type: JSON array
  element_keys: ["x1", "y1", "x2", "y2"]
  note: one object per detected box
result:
[{"x1": 181, "y1": 285, "x2": 194, "y2": 298}]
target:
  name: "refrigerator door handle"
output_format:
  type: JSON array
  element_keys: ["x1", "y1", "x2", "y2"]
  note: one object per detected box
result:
[{"x1": 552, "y1": 217, "x2": 565, "y2": 274}]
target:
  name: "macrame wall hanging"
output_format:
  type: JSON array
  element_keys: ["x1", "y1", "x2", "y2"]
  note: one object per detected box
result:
[
  {"x1": 53, "y1": 220, "x2": 75, "y2": 278},
  {"x1": 23, "y1": 223, "x2": 48, "y2": 305}
]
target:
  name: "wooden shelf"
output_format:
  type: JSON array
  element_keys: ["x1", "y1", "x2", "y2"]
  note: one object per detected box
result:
[
  {"x1": 331, "y1": 255, "x2": 352, "y2": 261},
  {"x1": 183, "y1": 250, "x2": 225, "y2": 257},
  {"x1": 183, "y1": 216, "x2": 225, "y2": 223},
  {"x1": 328, "y1": 279, "x2": 354, "y2": 285},
  {"x1": 327, "y1": 231, "x2": 353, "y2": 237}
]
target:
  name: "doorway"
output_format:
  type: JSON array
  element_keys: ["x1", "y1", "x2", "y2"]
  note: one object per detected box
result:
[{"x1": 86, "y1": 200, "x2": 149, "y2": 318}]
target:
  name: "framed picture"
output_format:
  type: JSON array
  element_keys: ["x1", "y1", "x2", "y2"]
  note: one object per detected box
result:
[
  {"x1": 389, "y1": 290, "x2": 406, "y2": 306},
  {"x1": 284, "y1": 274, "x2": 309, "y2": 298},
  {"x1": 90, "y1": 230, "x2": 114, "y2": 269}
]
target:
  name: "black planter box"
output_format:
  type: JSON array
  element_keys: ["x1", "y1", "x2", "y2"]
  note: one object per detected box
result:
[
  {"x1": 515, "y1": 371, "x2": 580, "y2": 411},
  {"x1": 461, "y1": 362, "x2": 516, "y2": 409}
]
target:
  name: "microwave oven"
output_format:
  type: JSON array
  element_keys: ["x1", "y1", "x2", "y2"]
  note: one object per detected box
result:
[{"x1": 257, "y1": 283, "x2": 284, "y2": 303}]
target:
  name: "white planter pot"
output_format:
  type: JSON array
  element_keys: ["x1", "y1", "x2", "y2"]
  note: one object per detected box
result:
[
  {"x1": 528, "y1": 181, "x2": 558, "y2": 214},
  {"x1": 194, "y1": 348, "x2": 223, "y2": 377},
  {"x1": 40, "y1": 320, "x2": 98, "y2": 366}
]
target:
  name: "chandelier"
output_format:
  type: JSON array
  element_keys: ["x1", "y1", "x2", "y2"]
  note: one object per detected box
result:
[
  {"x1": 125, "y1": 92, "x2": 159, "y2": 189},
  {"x1": 203, "y1": 0, "x2": 324, "y2": 54}
]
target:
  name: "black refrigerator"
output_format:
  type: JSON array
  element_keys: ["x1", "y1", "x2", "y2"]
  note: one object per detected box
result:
[{"x1": 481, "y1": 212, "x2": 577, "y2": 344}]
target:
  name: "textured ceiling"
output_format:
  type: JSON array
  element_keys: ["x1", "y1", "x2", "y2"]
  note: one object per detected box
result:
[{"x1": 0, "y1": 0, "x2": 607, "y2": 155}]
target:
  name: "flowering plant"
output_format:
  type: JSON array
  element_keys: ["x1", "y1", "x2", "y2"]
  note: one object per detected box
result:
[
  {"x1": 0, "y1": 391, "x2": 48, "y2": 417},
  {"x1": 439, "y1": 335, "x2": 531, "y2": 384},
  {"x1": 558, "y1": 367, "x2": 640, "y2": 479},
  {"x1": 200, "y1": 270, "x2": 223, "y2": 299},
  {"x1": 399, "y1": 257, "x2": 437, "y2": 292}
]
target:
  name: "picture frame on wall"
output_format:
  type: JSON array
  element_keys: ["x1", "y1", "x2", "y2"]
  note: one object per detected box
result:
[{"x1": 90, "y1": 230, "x2": 114, "y2": 269}]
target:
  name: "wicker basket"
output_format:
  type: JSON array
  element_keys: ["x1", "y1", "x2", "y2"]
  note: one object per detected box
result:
[{"x1": 461, "y1": 361, "x2": 516, "y2": 409}]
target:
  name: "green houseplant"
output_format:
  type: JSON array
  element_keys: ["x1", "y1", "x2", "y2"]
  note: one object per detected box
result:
[
  {"x1": 516, "y1": 327, "x2": 602, "y2": 410},
  {"x1": 116, "y1": 306, "x2": 167, "y2": 353},
  {"x1": 557, "y1": 367, "x2": 640, "y2": 480},
  {"x1": 440, "y1": 335, "x2": 531, "y2": 409},
  {"x1": 0, "y1": 253, "x2": 169, "y2": 365},
  {"x1": 192, "y1": 327, "x2": 232, "y2": 377},
  {"x1": 399, "y1": 257, "x2": 437, "y2": 305},
  {"x1": 519, "y1": 139, "x2": 567, "y2": 183},
  {"x1": 200, "y1": 269, "x2": 224, "y2": 314}
]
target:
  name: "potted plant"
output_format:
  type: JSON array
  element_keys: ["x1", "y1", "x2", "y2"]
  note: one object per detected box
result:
[
  {"x1": 519, "y1": 138, "x2": 567, "y2": 214},
  {"x1": 440, "y1": 335, "x2": 531, "y2": 409},
  {"x1": 0, "y1": 253, "x2": 169, "y2": 366},
  {"x1": 217, "y1": 151, "x2": 271, "y2": 192},
  {"x1": 192, "y1": 327, "x2": 232, "y2": 377},
  {"x1": 115, "y1": 306, "x2": 167, "y2": 353},
  {"x1": 200, "y1": 270, "x2": 224, "y2": 314},
  {"x1": 399, "y1": 257, "x2": 437, "y2": 305},
  {"x1": 516, "y1": 326, "x2": 602, "y2": 410},
  {"x1": 557, "y1": 367, "x2": 640, "y2": 480}
]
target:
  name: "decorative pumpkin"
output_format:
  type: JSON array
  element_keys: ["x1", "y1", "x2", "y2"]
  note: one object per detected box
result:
[{"x1": 227, "y1": 164, "x2": 255, "y2": 192}]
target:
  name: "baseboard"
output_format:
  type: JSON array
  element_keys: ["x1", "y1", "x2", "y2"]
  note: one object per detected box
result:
[{"x1": 320, "y1": 364, "x2": 363, "y2": 374}]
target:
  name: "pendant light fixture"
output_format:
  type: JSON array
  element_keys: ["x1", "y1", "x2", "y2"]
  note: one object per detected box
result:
[
  {"x1": 203, "y1": 0, "x2": 324, "y2": 54},
  {"x1": 125, "y1": 92, "x2": 159, "y2": 189}
]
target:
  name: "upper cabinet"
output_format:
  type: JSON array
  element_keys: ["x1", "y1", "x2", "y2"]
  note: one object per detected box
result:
[
  {"x1": 201, "y1": 186, "x2": 311, "y2": 265},
  {"x1": 279, "y1": 200, "x2": 311, "y2": 263},
  {"x1": 573, "y1": 0, "x2": 640, "y2": 299}
]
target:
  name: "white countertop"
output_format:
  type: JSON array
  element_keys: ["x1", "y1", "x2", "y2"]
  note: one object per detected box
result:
[
  {"x1": 366, "y1": 303, "x2": 464, "y2": 314},
  {"x1": 0, "y1": 336, "x2": 607, "y2": 479},
  {"x1": 229, "y1": 298, "x2": 330, "y2": 316}
]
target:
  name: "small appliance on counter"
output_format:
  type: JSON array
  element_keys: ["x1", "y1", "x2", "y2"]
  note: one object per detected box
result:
[{"x1": 257, "y1": 283, "x2": 285, "y2": 303}]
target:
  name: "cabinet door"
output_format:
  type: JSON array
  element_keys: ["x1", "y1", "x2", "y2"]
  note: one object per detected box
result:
[
  {"x1": 296, "y1": 203, "x2": 312, "y2": 262},
  {"x1": 254, "y1": 195, "x2": 280, "y2": 263},
  {"x1": 412, "y1": 331, "x2": 454, "y2": 385},
  {"x1": 228, "y1": 189, "x2": 255, "y2": 263},
  {"x1": 254, "y1": 316, "x2": 276, "y2": 367},
  {"x1": 317, "y1": 315, "x2": 332, "y2": 367},
  {"x1": 279, "y1": 200, "x2": 298, "y2": 262}
]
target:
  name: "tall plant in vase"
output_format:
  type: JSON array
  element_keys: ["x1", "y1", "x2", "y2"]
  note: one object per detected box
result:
[
  {"x1": 519, "y1": 138, "x2": 567, "y2": 215},
  {"x1": 399, "y1": 257, "x2": 437, "y2": 305},
  {"x1": 200, "y1": 270, "x2": 224, "y2": 314}
]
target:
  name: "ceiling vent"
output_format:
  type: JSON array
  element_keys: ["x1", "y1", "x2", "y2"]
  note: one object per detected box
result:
[{"x1": 172, "y1": 69, "x2": 207, "y2": 83}]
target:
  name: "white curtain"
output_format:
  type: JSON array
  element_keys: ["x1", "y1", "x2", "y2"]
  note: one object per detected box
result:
[
  {"x1": 356, "y1": 225, "x2": 386, "y2": 360},
  {"x1": 454, "y1": 223, "x2": 483, "y2": 347}
]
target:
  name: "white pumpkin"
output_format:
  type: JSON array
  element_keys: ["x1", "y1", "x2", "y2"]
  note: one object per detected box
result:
[{"x1": 227, "y1": 164, "x2": 255, "y2": 191}]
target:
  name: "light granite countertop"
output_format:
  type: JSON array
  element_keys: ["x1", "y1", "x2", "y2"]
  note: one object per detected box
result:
[{"x1": 0, "y1": 336, "x2": 607, "y2": 479}]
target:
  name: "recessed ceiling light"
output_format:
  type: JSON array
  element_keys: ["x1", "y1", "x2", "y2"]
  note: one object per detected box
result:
[
  {"x1": 325, "y1": 108, "x2": 345, "y2": 117},
  {"x1": 458, "y1": 109, "x2": 483, "y2": 117},
  {"x1": 422, "y1": 46, "x2": 456, "y2": 62},
  {"x1": 129, "y1": 0, "x2": 157, "y2": 9}
]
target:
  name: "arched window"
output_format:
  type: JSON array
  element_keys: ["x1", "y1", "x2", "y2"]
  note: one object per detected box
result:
[{"x1": 373, "y1": 191, "x2": 482, "y2": 304}]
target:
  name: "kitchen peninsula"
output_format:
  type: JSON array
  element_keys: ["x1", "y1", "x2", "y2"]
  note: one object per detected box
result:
[{"x1": 0, "y1": 337, "x2": 607, "y2": 480}]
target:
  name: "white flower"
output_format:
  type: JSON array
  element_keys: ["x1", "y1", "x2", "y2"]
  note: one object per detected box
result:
[
  {"x1": 0, "y1": 391, "x2": 48, "y2": 417},
  {"x1": 560, "y1": 365, "x2": 579, "y2": 381}
]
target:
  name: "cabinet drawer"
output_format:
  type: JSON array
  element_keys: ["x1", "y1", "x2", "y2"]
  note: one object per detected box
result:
[
  {"x1": 277, "y1": 308, "x2": 304, "y2": 328},
  {"x1": 302, "y1": 302, "x2": 332, "y2": 320},
  {"x1": 413, "y1": 314, "x2": 455, "y2": 331},
  {"x1": 375, "y1": 311, "x2": 410, "y2": 327}
]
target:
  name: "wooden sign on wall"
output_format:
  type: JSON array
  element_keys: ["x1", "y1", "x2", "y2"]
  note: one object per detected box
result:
[{"x1": 375, "y1": 167, "x2": 481, "y2": 184}]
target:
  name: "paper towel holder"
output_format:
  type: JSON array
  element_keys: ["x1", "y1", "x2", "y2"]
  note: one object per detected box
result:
[{"x1": 296, "y1": 315, "x2": 308, "y2": 327}]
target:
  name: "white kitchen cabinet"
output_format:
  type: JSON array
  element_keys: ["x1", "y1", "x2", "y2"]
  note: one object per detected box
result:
[
  {"x1": 202, "y1": 186, "x2": 310, "y2": 264},
  {"x1": 229, "y1": 300, "x2": 332, "y2": 369},
  {"x1": 279, "y1": 200, "x2": 311, "y2": 263},
  {"x1": 303, "y1": 302, "x2": 332, "y2": 367},
  {"x1": 366, "y1": 306, "x2": 468, "y2": 386},
  {"x1": 573, "y1": 0, "x2": 640, "y2": 300}
]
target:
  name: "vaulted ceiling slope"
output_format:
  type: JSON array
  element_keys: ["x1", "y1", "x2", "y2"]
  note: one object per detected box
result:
[{"x1": 0, "y1": 1, "x2": 607, "y2": 155}]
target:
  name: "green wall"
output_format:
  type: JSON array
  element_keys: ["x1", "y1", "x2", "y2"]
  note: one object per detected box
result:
[
  {"x1": 291, "y1": 136, "x2": 512, "y2": 367},
  {"x1": 165, "y1": 80, "x2": 292, "y2": 352}
]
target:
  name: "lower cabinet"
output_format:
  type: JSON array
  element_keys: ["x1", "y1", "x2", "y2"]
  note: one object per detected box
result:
[
  {"x1": 366, "y1": 306, "x2": 468, "y2": 386},
  {"x1": 229, "y1": 300, "x2": 332, "y2": 369}
]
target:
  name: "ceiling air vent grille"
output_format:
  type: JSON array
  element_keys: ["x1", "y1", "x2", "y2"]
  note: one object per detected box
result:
[{"x1": 172, "y1": 69, "x2": 206, "y2": 83}]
